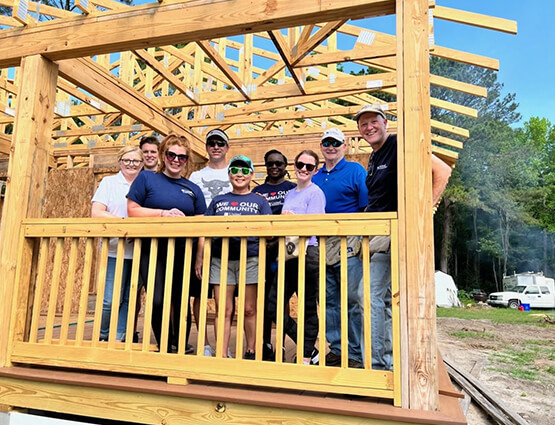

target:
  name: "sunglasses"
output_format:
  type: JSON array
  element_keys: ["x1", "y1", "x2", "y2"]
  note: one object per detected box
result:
[
  {"x1": 265, "y1": 160, "x2": 285, "y2": 168},
  {"x1": 229, "y1": 166, "x2": 252, "y2": 176},
  {"x1": 321, "y1": 139, "x2": 344, "y2": 148},
  {"x1": 165, "y1": 151, "x2": 189, "y2": 163},
  {"x1": 120, "y1": 158, "x2": 143, "y2": 166},
  {"x1": 295, "y1": 161, "x2": 316, "y2": 172},
  {"x1": 206, "y1": 140, "x2": 227, "y2": 148}
]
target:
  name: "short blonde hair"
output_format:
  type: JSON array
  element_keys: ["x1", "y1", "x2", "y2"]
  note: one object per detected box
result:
[
  {"x1": 117, "y1": 145, "x2": 144, "y2": 162},
  {"x1": 157, "y1": 134, "x2": 192, "y2": 176}
]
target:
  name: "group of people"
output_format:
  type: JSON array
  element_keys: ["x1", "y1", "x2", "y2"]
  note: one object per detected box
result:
[{"x1": 91, "y1": 104, "x2": 452, "y2": 370}]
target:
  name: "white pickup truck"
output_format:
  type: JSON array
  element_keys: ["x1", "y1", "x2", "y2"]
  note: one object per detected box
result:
[{"x1": 487, "y1": 284, "x2": 555, "y2": 309}]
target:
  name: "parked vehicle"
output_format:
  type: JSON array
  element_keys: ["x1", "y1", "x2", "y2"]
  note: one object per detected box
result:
[
  {"x1": 503, "y1": 272, "x2": 554, "y2": 293},
  {"x1": 470, "y1": 289, "x2": 488, "y2": 303},
  {"x1": 488, "y1": 284, "x2": 555, "y2": 309}
]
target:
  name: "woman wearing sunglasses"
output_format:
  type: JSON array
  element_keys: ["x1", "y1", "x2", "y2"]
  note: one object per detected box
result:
[
  {"x1": 92, "y1": 146, "x2": 144, "y2": 342},
  {"x1": 203, "y1": 155, "x2": 272, "y2": 359},
  {"x1": 266, "y1": 150, "x2": 326, "y2": 365},
  {"x1": 127, "y1": 134, "x2": 206, "y2": 353}
]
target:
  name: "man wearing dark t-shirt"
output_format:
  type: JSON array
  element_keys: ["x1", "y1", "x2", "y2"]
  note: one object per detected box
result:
[{"x1": 355, "y1": 104, "x2": 452, "y2": 370}]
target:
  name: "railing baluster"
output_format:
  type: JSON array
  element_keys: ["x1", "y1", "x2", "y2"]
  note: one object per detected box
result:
[
  {"x1": 124, "y1": 238, "x2": 142, "y2": 351},
  {"x1": 390, "y1": 220, "x2": 401, "y2": 406},
  {"x1": 215, "y1": 238, "x2": 229, "y2": 358},
  {"x1": 296, "y1": 236, "x2": 306, "y2": 365},
  {"x1": 254, "y1": 237, "x2": 266, "y2": 361},
  {"x1": 177, "y1": 238, "x2": 193, "y2": 355},
  {"x1": 235, "y1": 238, "x2": 247, "y2": 360},
  {"x1": 340, "y1": 236, "x2": 348, "y2": 368},
  {"x1": 275, "y1": 237, "x2": 286, "y2": 363},
  {"x1": 75, "y1": 238, "x2": 94, "y2": 346},
  {"x1": 29, "y1": 238, "x2": 49, "y2": 344},
  {"x1": 159, "y1": 237, "x2": 175, "y2": 354},
  {"x1": 92, "y1": 238, "x2": 109, "y2": 346},
  {"x1": 197, "y1": 237, "x2": 212, "y2": 356},
  {"x1": 362, "y1": 236, "x2": 371, "y2": 370},
  {"x1": 108, "y1": 238, "x2": 126, "y2": 349},
  {"x1": 44, "y1": 237, "x2": 65, "y2": 344},
  {"x1": 318, "y1": 237, "x2": 326, "y2": 367},
  {"x1": 142, "y1": 238, "x2": 158, "y2": 352},
  {"x1": 60, "y1": 237, "x2": 79, "y2": 345}
]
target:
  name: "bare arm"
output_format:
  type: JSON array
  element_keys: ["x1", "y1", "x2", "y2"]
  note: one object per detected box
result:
[
  {"x1": 91, "y1": 201, "x2": 119, "y2": 218},
  {"x1": 127, "y1": 199, "x2": 185, "y2": 217},
  {"x1": 431, "y1": 154, "x2": 452, "y2": 206},
  {"x1": 195, "y1": 236, "x2": 205, "y2": 280}
]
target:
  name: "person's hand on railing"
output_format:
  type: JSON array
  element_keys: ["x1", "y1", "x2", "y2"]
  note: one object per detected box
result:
[
  {"x1": 195, "y1": 237, "x2": 204, "y2": 280},
  {"x1": 161, "y1": 208, "x2": 185, "y2": 217}
]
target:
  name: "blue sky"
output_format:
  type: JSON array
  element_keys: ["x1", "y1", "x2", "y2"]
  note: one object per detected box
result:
[{"x1": 432, "y1": 0, "x2": 554, "y2": 127}]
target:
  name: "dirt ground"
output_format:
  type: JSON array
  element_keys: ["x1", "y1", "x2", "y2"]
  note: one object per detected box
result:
[{"x1": 437, "y1": 316, "x2": 555, "y2": 425}]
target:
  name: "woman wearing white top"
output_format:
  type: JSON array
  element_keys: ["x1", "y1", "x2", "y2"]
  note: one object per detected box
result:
[{"x1": 91, "y1": 146, "x2": 144, "y2": 341}]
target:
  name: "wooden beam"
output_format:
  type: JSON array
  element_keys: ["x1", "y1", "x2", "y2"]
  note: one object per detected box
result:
[
  {"x1": 0, "y1": 133, "x2": 11, "y2": 155},
  {"x1": 397, "y1": 0, "x2": 438, "y2": 410},
  {"x1": 55, "y1": 57, "x2": 205, "y2": 156},
  {"x1": 434, "y1": 5, "x2": 517, "y2": 34},
  {"x1": 268, "y1": 30, "x2": 305, "y2": 95},
  {"x1": 0, "y1": 0, "x2": 395, "y2": 68},
  {"x1": 0, "y1": 55, "x2": 58, "y2": 367},
  {"x1": 291, "y1": 20, "x2": 347, "y2": 65}
]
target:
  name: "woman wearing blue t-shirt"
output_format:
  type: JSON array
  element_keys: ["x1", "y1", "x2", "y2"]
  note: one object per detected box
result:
[
  {"x1": 203, "y1": 155, "x2": 272, "y2": 359},
  {"x1": 127, "y1": 134, "x2": 206, "y2": 353}
]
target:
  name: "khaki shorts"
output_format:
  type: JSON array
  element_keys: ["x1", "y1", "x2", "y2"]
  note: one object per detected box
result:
[{"x1": 209, "y1": 256, "x2": 259, "y2": 285}]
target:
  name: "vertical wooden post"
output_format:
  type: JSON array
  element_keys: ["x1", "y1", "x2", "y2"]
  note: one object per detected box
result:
[
  {"x1": 396, "y1": 0, "x2": 438, "y2": 410},
  {"x1": 0, "y1": 55, "x2": 58, "y2": 367}
]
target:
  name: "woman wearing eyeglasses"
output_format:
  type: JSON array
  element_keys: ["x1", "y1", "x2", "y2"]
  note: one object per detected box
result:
[
  {"x1": 91, "y1": 146, "x2": 144, "y2": 342},
  {"x1": 127, "y1": 135, "x2": 206, "y2": 352},
  {"x1": 203, "y1": 155, "x2": 272, "y2": 359},
  {"x1": 267, "y1": 150, "x2": 326, "y2": 365}
]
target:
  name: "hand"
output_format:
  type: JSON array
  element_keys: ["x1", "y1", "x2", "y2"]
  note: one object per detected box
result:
[
  {"x1": 161, "y1": 208, "x2": 185, "y2": 217},
  {"x1": 282, "y1": 210, "x2": 295, "y2": 215},
  {"x1": 195, "y1": 256, "x2": 203, "y2": 280}
]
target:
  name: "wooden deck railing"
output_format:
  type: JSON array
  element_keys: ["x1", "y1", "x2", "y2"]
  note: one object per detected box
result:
[{"x1": 8, "y1": 213, "x2": 400, "y2": 405}]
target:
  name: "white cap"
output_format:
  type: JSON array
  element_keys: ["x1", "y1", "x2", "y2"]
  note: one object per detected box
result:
[{"x1": 321, "y1": 127, "x2": 345, "y2": 143}]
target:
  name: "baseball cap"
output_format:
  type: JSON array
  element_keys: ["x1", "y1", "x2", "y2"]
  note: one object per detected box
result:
[
  {"x1": 206, "y1": 129, "x2": 229, "y2": 144},
  {"x1": 228, "y1": 154, "x2": 254, "y2": 171},
  {"x1": 321, "y1": 127, "x2": 345, "y2": 143},
  {"x1": 354, "y1": 104, "x2": 386, "y2": 121}
]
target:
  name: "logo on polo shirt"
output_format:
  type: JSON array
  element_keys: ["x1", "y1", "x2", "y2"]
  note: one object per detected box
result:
[{"x1": 377, "y1": 164, "x2": 388, "y2": 171}]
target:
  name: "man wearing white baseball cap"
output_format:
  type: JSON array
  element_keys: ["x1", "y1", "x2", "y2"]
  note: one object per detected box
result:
[
  {"x1": 313, "y1": 127, "x2": 368, "y2": 368},
  {"x1": 356, "y1": 104, "x2": 452, "y2": 370}
]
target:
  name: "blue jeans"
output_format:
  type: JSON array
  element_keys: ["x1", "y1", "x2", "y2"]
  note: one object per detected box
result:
[
  {"x1": 325, "y1": 255, "x2": 363, "y2": 363},
  {"x1": 359, "y1": 252, "x2": 392, "y2": 370},
  {"x1": 100, "y1": 257, "x2": 132, "y2": 341}
]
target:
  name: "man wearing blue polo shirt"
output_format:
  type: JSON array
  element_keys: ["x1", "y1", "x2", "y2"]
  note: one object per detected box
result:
[{"x1": 313, "y1": 127, "x2": 368, "y2": 368}]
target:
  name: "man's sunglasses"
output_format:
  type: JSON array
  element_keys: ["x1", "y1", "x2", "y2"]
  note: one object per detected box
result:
[
  {"x1": 295, "y1": 161, "x2": 316, "y2": 172},
  {"x1": 206, "y1": 140, "x2": 227, "y2": 148},
  {"x1": 265, "y1": 160, "x2": 285, "y2": 168},
  {"x1": 229, "y1": 166, "x2": 252, "y2": 176},
  {"x1": 165, "y1": 151, "x2": 189, "y2": 163},
  {"x1": 321, "y1": 139, "x2": 344, "y2": 148}
]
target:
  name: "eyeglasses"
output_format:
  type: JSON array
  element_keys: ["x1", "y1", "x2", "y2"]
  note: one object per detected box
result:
[
  {"x1": 321, "y1": 139, "x2": 344, "y2": 148},
  {"x1": 165, "y1": 151, "x2": 189, "y2": 163},
  {"x1": 265, "y1": 160, "x2": 285, "y2": 168},
  {"x1": 120, "y1": 158, "x2": 143, "y2": 166},
  {"x1": 229, "y1": 166, "x2": 252, "y2": 176},
  {"x1": 206, "y1": 140, "x2": 227, "y2": 148},
  {"x1": 295, "y1": 161, "x2": 316, "y2": 172}
]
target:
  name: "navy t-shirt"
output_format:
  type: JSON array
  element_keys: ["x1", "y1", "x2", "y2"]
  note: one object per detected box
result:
[
  {"x1": 365, "y1": 134, "x2": 397, "y2": 212},
  {"x1": 206, "y1": 192, "x2": 272, "y2": 259},
  {"x1": 127, "y1": 171, "x2": 206, "y2": 216},
  {"x1": 252, "y1": 180, "x2": 296, "y2": 215}
]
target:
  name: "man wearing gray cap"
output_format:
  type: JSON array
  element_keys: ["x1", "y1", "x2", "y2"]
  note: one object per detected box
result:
[
  {"x1": 355, "y1": 104, "x2": 452, "y2": 370},
  {"x1": 313, "y1": 127, "x2": 368, "y2": 368}
]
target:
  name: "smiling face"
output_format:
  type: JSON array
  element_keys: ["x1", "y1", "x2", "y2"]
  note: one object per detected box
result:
[
  {"x1": 320, "y1": 138, "x2": 346, "y2": 167},
  {"x1": 357, "y1": 112, "x2": 388, "y2": 151},
  {"x1": 119, "y1": 150, "x2": 144, "y2": 182},
  {"x1": 141, "y1": 142, "x2": 159, "y2": 171},
  {"x1": 163, "y1": 144, "x2": 188, "y2": 178},
  {"x1": 206, "y1": 137, "x2": 229, "y2": 166},
  {"x1": 265, "y1": 152, "x2": 287, "y2": 183},
  {"x1": 228, "y1": 163, "x2": 253, "y2": 194},
  {"x1": 294, "y1": 153, "x2": 318, "y2": 186}
]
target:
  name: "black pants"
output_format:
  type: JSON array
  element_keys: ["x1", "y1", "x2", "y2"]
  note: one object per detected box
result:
[
  {"x1": 266, "y1": 245, "x2": 319, "y2": 357},
  {"x1": 139, "y1": 238, "x2": 195, "y2": 352}
]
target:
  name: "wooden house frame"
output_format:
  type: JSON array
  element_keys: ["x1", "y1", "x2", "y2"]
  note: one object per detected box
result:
[{"x1": 0, "y1": 1, "x2": 516, "y2": 423}]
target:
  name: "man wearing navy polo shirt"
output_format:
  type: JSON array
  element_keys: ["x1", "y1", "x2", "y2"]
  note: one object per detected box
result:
[
  {"x1": 313, "y1": 127, "x2": 367, "y2": 368},
  {"x1": 355, "y1": 104, "x2": 452, "y2": 370}
]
